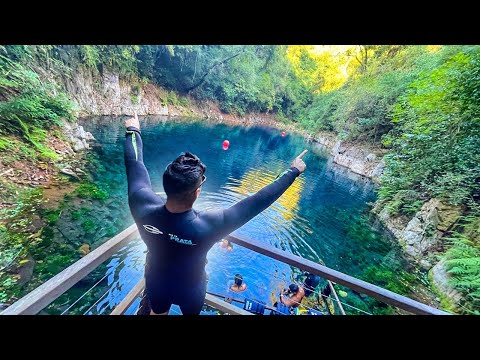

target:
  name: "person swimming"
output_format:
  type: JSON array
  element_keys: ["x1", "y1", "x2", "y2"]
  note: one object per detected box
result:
[
  {"x1": 220, "y1": 239, "x2": 233, "y2": 251},
  {"x1": 226, "y1": 273, "x2": 247, "y2": 303}
]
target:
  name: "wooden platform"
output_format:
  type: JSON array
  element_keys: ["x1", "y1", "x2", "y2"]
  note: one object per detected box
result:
[{"x1": 110, "y1": 278, "x2": 253, "y2": 315}]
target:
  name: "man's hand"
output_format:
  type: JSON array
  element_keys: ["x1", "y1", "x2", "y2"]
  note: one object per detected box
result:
[
  {"x1": 125, "y1": 110, "x2": 140, "y2": 130},
  {"x1": 291, "y1": 149, "x2": 308, "y2": 174}
]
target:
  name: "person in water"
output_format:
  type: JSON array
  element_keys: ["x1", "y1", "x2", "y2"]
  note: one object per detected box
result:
[
  {"x1": 279, "y1": 283, "x2": 305, "y2": 308},
  {"x1": 225, "y1": 273, "x2": 247, "y2": 303},
  {"x1": 124, "y1": 112, "x2": 308, "y2": 315},
  {"x1": 220, "y1": 239, "x2": 233, "y2": 251},
  {"x1": 302, "y1": 273, "x2": 321, "y2": 297}
]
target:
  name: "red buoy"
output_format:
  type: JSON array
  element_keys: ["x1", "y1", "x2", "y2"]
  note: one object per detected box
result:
[
  {"x1": 222, "y1": 140, "x2": 230, "y2": 150},
  {"x1": 281, "y1": 131, "x2": 286, "y2": 137}
]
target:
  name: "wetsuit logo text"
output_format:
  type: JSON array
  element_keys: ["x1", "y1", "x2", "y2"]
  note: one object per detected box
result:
[
  {"x1": 143, "y1": 225, "x2": 163, "y2": 235},
  {"x1": 168, "y1": 233, "x2": 196, "y2": 246}
]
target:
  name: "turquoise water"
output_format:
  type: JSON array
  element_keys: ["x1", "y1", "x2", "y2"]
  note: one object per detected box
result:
[{"x1": 54, "y1": 116, "x2": 410, "y2": 315}]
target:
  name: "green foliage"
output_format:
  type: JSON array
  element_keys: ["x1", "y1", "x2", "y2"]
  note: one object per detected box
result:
[
  {"x1": 379, "y1": 48, "x2": 480, "y2": 214},
  {"x1": 0, "y1": 53, "x2": 74, "y2": 126},
  {"x1": 0, "y1": 49, "x2": 74, "y2": 160},
  {"x1": 379, "y1": 189, "x2": 424, "y2": 216},
  {"x1": 43, "y1": 208, "x2": 61, "y2": 225},
  {"x1": 1, "y1": 188, "x2": 43, "y2": 227},
  {"x1": 76, "y1": 182, "x2": 109, "y2": 201},
  {"x1": 81, "y1": 219, "x2": 96, "y2": 233},
  {"x1": 71, "y1": 207, "x2": 91, "y2": 220},
  {"x1": 78, "y1": 45, "x2": 101, "y2": 69},
  {"x1": 135, "y1": 45, "x2": 294, "y2": 116},
  {"x1": 361, "y1": 266, "x2": 415, "y2": 295},
  {"x1": 373, "y1": 46, "x2": 480, "y2": 313},
  {"x1": 165, "y1": 90, "x2": 180, "y2": 106},
  {"x1": 0, "y1": 187, "x2": 45, "y2": 301},
  {"x1": 75, "y1": 45, "x2": 140, "y2": 77},
  {"x1": 0, "y1": 136, "x2": 12, "y2": 150},
  {"x1": 444, "y1": 214, "x2": 480, "y2": 312},
  {"x1": 130, "y1": 95, "x2": 139, "y2": 104},
  {"x1": 34, "y1": 253, "x2": 77, "y2": 278},
  {"x1": 295, "y1": 46, "x2": 464, "y2": 141}
]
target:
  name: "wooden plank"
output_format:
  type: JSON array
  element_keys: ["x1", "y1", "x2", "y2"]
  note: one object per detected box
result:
[
  {"x1": 110, "y1": 286, "x2": 253, "y2": 316},
  {"x1": 205, "y1": 293, "x2": 253, "y2": 315},
  {"x1": 1, "y1": 224, "x2": 139, "y2": 315},
  {"x1": 226, "y1": 234, "x2": 450, "y2": 315},
  {"x1": 328, "y1": 280, "x2": 346, "y2": 315},
  {"x1": 206, "y1": 290, "x2": 277, "y2": 312},
  {"x1": 111, "y1": 278, "x2": 145, "y2": 315}
]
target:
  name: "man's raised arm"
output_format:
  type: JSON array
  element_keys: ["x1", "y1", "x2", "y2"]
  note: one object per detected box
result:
[
  {"x1": 219, "y1": 150, "x2": 308, "y2": 236},
  {"x1": 124, "y1": 111, "x2": 153, "y2": 197}
]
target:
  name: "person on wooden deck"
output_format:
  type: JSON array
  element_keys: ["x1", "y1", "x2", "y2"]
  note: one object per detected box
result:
[
  {"x1": 302, "y1": 273, "x2": 321, "y2": 297},
  {"x1": 124, "y1": 112, "x2": 308, "y2": 315},
  {"x1": 280, "y1": 283, "x2": 305, "y2": 308}
]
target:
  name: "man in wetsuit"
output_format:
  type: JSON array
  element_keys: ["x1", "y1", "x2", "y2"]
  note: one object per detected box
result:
[{"x1": 124, "y1": 112, "x2": 308, "y2": 315}]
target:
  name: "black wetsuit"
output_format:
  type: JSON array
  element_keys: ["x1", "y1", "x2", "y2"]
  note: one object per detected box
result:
[{"x1": 124, "y1": 126, "x2": 301, "y2": 314}]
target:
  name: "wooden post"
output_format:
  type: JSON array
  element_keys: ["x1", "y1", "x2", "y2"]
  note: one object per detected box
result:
[
  {"x1": 110, "y1": 278, "x2": 145, "y2": 315},
  {"x1": 328, "y1": 280, "x2": 346, "y2": 315},
  {"x1": 204, "y1": 293, "x2": 253, "y2": 315}
]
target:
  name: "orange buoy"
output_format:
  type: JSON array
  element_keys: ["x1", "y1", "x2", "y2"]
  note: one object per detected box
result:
[{"x1": 222, "y1": 140, "x2": 230, "y2": 150}]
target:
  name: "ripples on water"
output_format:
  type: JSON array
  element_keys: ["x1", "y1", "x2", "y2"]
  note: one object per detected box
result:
[{"x1": 53, "y1": 116, "x2": 406, "y2": 315}]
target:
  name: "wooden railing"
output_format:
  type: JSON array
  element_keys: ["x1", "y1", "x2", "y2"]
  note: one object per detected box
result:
[
  {"x1": 0, "y1": 224, "x2": 138, "y2": 315},
  {"x1": 226, "y1": 234, "x2": 450, "y2": 315},
  {"x1": 0, "y1": 224, "x2": 451, "y2": 315}
]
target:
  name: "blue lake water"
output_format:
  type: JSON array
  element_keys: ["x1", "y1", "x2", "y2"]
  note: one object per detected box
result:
[{"x1": 54, "y1": 116, "x2": 412, "y2": 315}]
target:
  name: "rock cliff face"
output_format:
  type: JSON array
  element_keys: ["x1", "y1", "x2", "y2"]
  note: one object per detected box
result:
[
  {"x1": 63, "y1": 122, "x2": 95, "y2": 152},
  {"x1": 61, "y1": 69, "x2": 169, "y2": 116},
  {"x1": 312, "y1": 133, "x2": 386, "y2": 182},
  {"x1": 376, "y1": 199, "x2": 462, "y2": 269},
  {"x1": 375, "y1": 198, "x2": 463, "y2": 308}
]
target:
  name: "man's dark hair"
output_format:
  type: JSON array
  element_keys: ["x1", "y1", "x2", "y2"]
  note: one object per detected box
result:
[
  {"x1": 234, "y1": 274, "x2": 243, "y2": 287},
  {"x1": 163, "y1": 152, "x2": 206, "y2": 203},
  {"x1": 304, "y1": 273, "x2": 320, "y2": 288},
  {"x1": 289, "y1": 284, "x2": 299, "y2": 294}
]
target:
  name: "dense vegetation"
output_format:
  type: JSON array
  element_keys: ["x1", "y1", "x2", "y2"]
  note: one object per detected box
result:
[
  {"x1": 0, "y1": 45, "x2": 478, "y2": 313},
  {"x1": 0, "y1": 47, "x2": 74, "y2": 160}
]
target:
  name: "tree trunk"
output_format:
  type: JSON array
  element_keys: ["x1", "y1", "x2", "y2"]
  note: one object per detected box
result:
[{"x1": 186, "y1": 49, "x2": 245, "y2": 93}]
